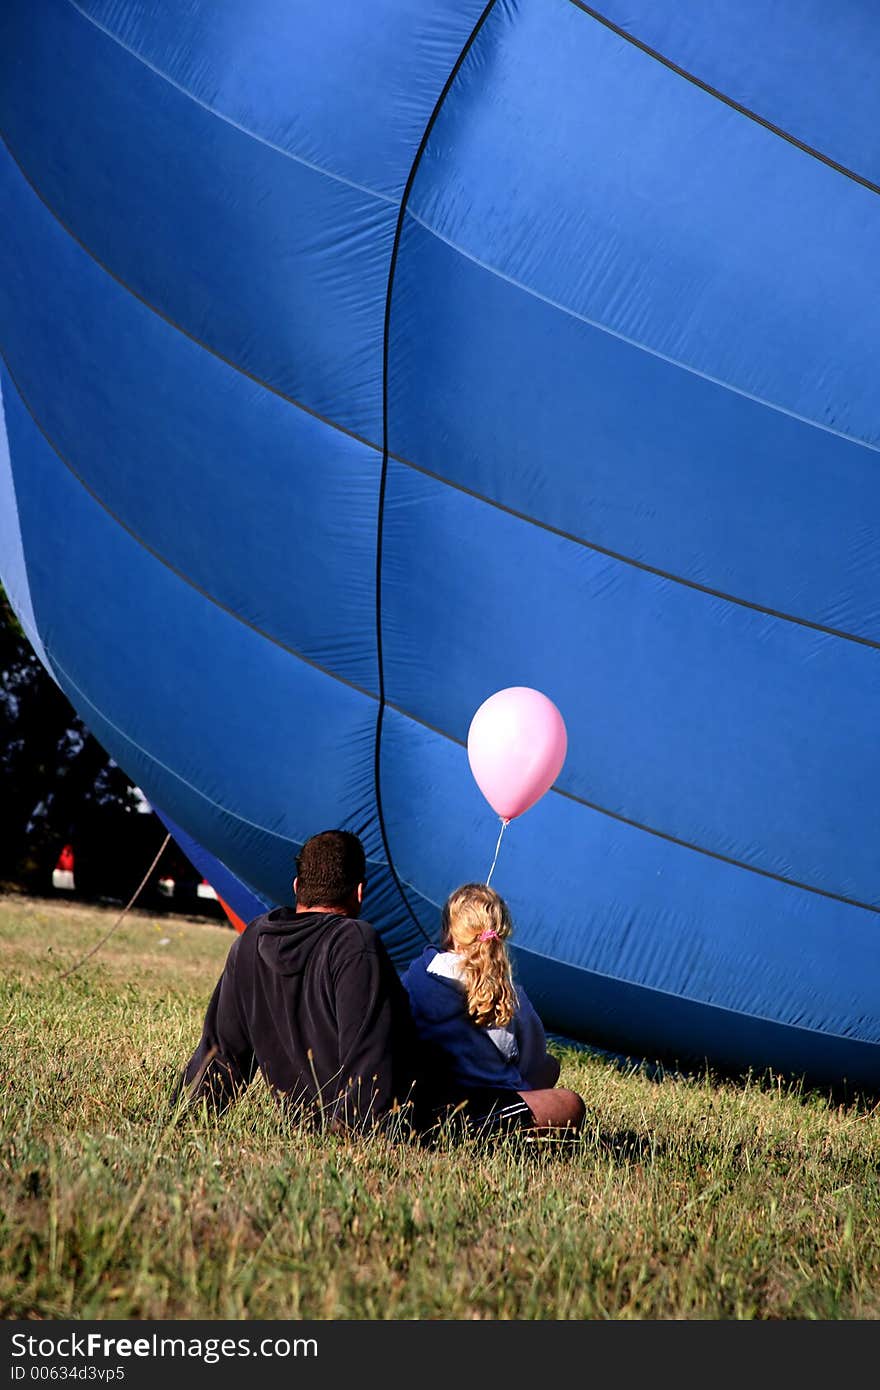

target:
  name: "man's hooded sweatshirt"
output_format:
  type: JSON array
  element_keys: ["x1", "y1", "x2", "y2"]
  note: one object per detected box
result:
[{"x1": 180, "y1": 907, "x2": 421, "y2": 1127}]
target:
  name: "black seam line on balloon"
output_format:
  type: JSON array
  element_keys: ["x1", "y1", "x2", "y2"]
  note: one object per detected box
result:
[
  {"x1": 7, "y1": 343, "x2": 877, "y2": 921},
  {"x1": 512, "y1": 944, "x2": 880, "y2": 1050},
  {"x1": 543, "y1": 788, "x2": 880, "y2": 917},
  {"x1": 383, "y1": 451, "x2": 880, "y2": 654},
  {"x1": 0, "y1": 132, "x2": 380, "y2": 458},
  {"x1": 375, "y1": 0, "x2": 502, "y2": 946},
  {"x1": 5, "y1": 132, "x2": 879, "y2": 654},
  {"x1": 568, "y1": 1, "x2": 880, "y2": 199}
]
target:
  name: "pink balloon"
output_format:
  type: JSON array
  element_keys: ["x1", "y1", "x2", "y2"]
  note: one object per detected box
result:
[{"x1": 467, "y1": 687, "x2": 568, "y2": 821}]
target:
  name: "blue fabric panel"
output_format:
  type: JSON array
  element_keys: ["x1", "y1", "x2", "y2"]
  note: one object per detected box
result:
[
  {"x1": 514, "y1": 948, "x2": 880, "y2": 1092},
  {"x1": 378, "y1": 708, "x2": 880, "y2": 1060},
  {"x1": 379, "y1": 461, "x2": 880, "y2": 907},
  {"x1": 389, "y1": 220, "x2": 880, "y2": 644},
  {"x1": 594, "y1": 0, "x2": 880, "y2": 188},
  {"x1": 3, "y1": 358, "x2": 374, "y2": 847},
  {"x1": 72, "y1": 0, "x2": 490, "y2": 201},
  {"x1": 0, "y1": 376, "x2": 51, "y2": 672},
  {"x1": 0, "y1": 144, "x2": 379, "y2": 690},
  {"x1": 1, "y1": 0, "x2": 393, "y2": 441},
  {"x1": 1, "y1": 365, "x2": 427, "y2": 964},
  {"x1": 390, "y1": 0, "x2": 880, "y2": 638},
  {"x1": 153, "y1": 807, "x2": 271, "y2": 929}
]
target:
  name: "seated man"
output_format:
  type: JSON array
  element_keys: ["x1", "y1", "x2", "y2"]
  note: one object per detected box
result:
[{"x1": 177, "y1": 829, "x2": 421, "y2": 1132}]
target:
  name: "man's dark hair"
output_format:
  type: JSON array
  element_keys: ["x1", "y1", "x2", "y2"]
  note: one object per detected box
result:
[{"x1": 295, "y1": 830, "x2": 367, "y2": 909}]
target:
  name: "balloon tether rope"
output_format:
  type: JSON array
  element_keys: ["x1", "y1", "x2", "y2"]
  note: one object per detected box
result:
[
  {"x1": 486, "y1": 819, "x2": 508, "y2": 887},
  {"x1": 60, "y1": 833, "x2": 171, "y2": 979}
]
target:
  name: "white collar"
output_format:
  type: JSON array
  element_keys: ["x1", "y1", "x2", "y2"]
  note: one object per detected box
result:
[{"x1": 426, "y1": 950, "x2": 466, "y2": 985}]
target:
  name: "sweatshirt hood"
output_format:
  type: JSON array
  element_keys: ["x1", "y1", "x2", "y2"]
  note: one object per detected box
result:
[
  {"x1": 254, "y1": 906, "x2": 351, "y2": 977},
  {"x1": 402, "y1": 946, "x2": 467, "y2": 1023}
]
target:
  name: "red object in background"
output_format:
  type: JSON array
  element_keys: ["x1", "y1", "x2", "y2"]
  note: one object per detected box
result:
[
  {"x1": 52, "y1": 843, "x2": 76, "y2": 892},
  {"x1": 216, "y1": 895, "x2": 247, "y2": 934}
]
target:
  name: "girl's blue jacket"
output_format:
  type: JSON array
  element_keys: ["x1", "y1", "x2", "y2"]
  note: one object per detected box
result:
[{"x1": 402, "y1": 946, "x2": 554, "y2": 1093}]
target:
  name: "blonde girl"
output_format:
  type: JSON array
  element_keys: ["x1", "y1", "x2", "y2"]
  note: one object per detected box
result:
[{"x1": 402, "y1": 884, "x2": 585, "y2": 1133}]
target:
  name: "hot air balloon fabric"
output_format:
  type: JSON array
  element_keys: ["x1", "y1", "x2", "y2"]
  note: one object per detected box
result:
[{"x1": 2, "y1": 0, "x2": 879, "y2": 1087}]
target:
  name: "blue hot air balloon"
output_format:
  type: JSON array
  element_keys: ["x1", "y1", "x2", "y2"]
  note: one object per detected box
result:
[{"x1": 2, "y1": 0, "x2": 879, "y2": 1087}]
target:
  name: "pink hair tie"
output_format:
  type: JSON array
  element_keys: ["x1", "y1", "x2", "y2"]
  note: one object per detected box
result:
[{"x1": 479, "y1": 928, "x2": 499, "y2": 941}]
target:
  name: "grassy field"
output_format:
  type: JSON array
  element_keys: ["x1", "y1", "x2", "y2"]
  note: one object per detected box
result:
[{"x1": 1, "y1": 892, "x2": 879, "y2": 1320}]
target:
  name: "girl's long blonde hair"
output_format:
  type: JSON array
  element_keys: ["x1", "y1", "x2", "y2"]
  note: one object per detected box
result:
[{"x1": 440, "y1": 883, "x2": 517, "y2": 1028}]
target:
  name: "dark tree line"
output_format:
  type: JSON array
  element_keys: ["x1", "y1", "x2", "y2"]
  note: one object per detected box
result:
[{"x1": 1, "y1": 583, "x2": 214, "y2": 913}]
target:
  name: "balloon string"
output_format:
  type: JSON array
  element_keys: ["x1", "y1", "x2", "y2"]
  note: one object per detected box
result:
[{"x1": 486, "y1": 819, "x2": 508, "y2": 888}]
